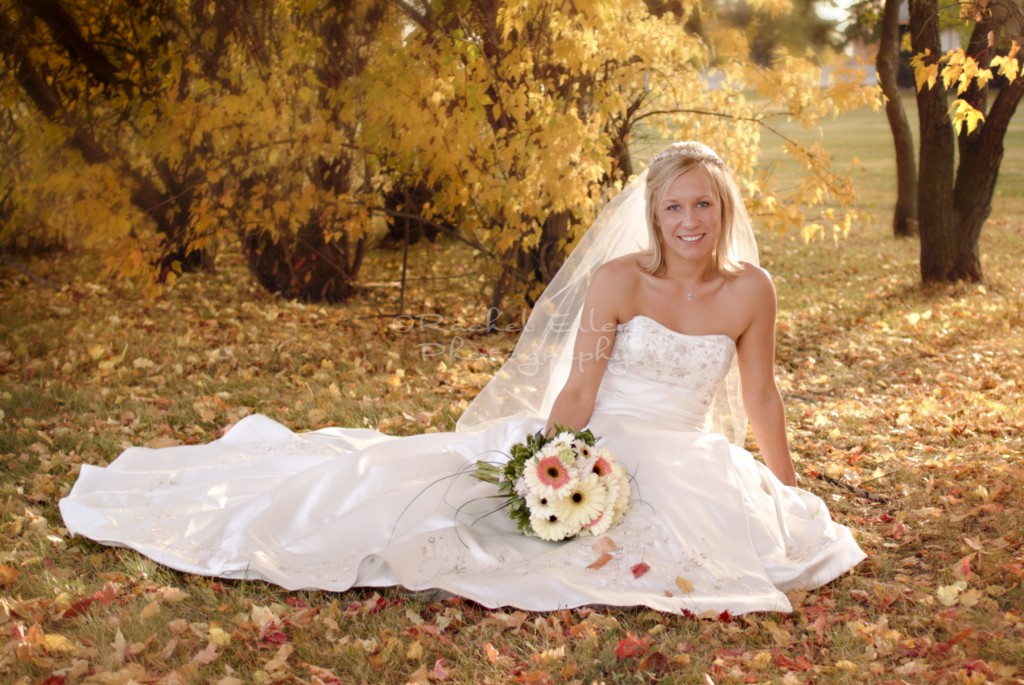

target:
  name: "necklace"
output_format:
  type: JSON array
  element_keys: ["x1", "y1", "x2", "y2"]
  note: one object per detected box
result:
[{"x1": 687, "y1": 292, "x2": 694, "y2": 302}]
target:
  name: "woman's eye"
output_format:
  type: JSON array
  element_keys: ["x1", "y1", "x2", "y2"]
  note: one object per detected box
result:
[{"x1": 696, "y1": 200, "x2": 710, "y2": 208}]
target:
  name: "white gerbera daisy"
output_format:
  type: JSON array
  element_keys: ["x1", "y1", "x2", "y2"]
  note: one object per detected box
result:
[
  {"x1": 562, "y1": 473, "x2": 609, "y2": 529},
  {"x1": 530, "y1": 507, "x2": 575, "y2": 541},
  {"x1": 525, "y1": 489, "x2": 560, "y2": 514},
  {"x1": 582, "y1": 501, "x2": 616, "y2": 536},
  {"x1": 552, "y1": 431, "x2": 576, "y2": 447}
]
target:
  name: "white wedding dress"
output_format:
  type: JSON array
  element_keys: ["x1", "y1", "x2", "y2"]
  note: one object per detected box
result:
[{"x1": 60, "y1": 315, "x2": 865, "y2": 615}]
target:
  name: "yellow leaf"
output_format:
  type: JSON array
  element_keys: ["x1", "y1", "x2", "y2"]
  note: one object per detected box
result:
[
  {"x1": 675, "y1": 576, "x2": 694, "y2": 593},
  {"x1": 936, "y1": 581, "x2": 966, "y2": 606},
  {"x1": 158, "y1": 587, "x2": 190, "y2": 603},
  {"x1": 209, "y1": 626, "x2": 231, "y2": 647},
  {"x1": 960, "y1": 588, "x2": 982, "y2": 607},
  {"x1": 139, "y1": 600, "x2": 161, "y2": 620},
  {"x1": 42, "y1": 633, "x2": 76, "y2": 654}
]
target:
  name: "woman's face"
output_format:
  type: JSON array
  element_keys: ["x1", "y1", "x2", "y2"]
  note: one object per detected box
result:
[{"x1": 655, "y1": 166, "x2": 721, "y2": 265}]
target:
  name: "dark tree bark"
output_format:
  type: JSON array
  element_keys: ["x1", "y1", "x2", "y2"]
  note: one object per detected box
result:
[
  {"x1": 1, "y1": 2, "x2": 212, "y2": 276},
  {"x1": 240, "y1": 219, "x2": 363, "y2": 302},
  {"x1": 236, "y1": 0, "x2": 385, "y2": 303},
  {"x1": 876, "y1": 0, "x2": 918, "y2": 238},
  {"x1": 908, "y1": 0, "x2": 1024, "y2": 284}
]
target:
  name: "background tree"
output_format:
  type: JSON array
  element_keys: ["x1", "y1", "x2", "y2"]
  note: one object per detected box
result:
[
  {"x1": 875, "y1": 0, "x2": 919, "y2": 237},
  {"x1": 0, "y1": 0, "x2": 220, "y2": 278},
  {"x1": 369, "y1": 0, "x2": 876, "y2": 327},
  {"x1": 907, "y1": 0, "x2": 1023, "y2": 283},
  {"x1": 1, "y1": 0, "x2": 877, "y2": 318}
]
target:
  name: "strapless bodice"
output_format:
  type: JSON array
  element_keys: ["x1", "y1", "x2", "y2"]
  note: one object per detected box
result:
[{"x1": 592, "y1": 315, "x2": 735, "y2": 431}]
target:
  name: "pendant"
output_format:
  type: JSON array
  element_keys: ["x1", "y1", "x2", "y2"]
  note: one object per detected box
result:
[{"x1": 687, "y1": 292, "x2": 693, "y2": 301}]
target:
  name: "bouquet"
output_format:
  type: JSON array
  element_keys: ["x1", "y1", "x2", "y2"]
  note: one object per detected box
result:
[{"x1": 475, "y1": 427, "x2": 630, "y2": 541}]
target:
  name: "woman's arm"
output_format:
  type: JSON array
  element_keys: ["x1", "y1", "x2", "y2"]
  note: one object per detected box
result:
[
  {"x1": 735, "y1": 268, "x2": 798, "y2": 486},
  {"x1": 545, "y1": 263, "x2": 625, "y2": 433}
]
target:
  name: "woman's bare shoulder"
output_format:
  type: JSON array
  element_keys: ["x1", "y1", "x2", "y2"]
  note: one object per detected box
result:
[
  {"x1": 588, "y1": 253, "x2": 645, "y2": 309},
  {"x1": 594, "y1": 252, "x2": 647, "y2": 282},
  {"x1": 730, "y1": 262, "x2": 775, "y2": 296}
]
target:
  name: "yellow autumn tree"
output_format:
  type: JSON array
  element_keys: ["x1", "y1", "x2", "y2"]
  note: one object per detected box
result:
[
  {"x1": 2, "y1": 0, "x2": 877, "y2": 312},
  {"x1": 365, "y1": 0, "x2": 878, "y2": 326},
  {"x1": 0, "y1": 0, "x2": 389, "y2": 298}
]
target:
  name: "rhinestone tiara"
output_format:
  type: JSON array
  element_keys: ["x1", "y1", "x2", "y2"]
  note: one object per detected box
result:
[{"x1": 646, "y1": 141, "x2": 725, "y2": 170}]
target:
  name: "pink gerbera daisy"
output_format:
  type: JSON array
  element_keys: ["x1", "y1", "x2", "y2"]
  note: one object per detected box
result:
[
  {"x1": 591, "y1": 457, "x2": 612, "y2": 477},
  {"x1": 524, "y1": 455, "x2": 574, "y2": 498}
]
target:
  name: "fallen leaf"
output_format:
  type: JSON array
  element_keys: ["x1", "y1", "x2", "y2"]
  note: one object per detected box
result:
[
  {"x1": 615, "y1": 633, "x2": 647, "y2": 660},
  {"x1": 209, "y1": 626, "x2": 231, "y2": 647},
  {"x1": 139, "y1": 600, "x2": 160, "y2": 620},
  {"x1": 638, "y1": 650, "x2": 670, "y2": 677},
  {"x1": 587, "y1": 552, "x2": 613, "y2": 569},
  {"x1": 192, "y1": 642, "x2": 218, "y2": 665},
  {"x1": 937, "y1": 581, "x2": 967, "y2": 606},
  {"x1": 42, "y1": 633, "x2": 76, "y2": 654},
  {"x1": 0, "y1": 564, "x2": 20, "y2": 586},
  {"x1": 432, "y1": 657, "x2": 450, "y2": 681},
  {"x1": 631, "y1": 562, "x2": 650, "y2": 578},
  {"x1": 675, "y1": 577, "x2": 694, "y2": 593},
  {"x1": 265, "y1": 643, "x2": 293, "y2": 672}
]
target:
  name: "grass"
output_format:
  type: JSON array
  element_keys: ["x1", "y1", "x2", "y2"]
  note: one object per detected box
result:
[{"x1": 1, "y1": 95, "x2": 1023, "y2": 683}]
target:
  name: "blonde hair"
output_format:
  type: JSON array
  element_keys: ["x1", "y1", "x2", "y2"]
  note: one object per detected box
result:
[{"x1": 640, "y1": 153, "x2": 746, "y2": 278}]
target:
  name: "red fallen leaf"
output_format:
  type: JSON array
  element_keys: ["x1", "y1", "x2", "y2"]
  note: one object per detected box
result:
[
  {"x1": 615, "y1": 633, "x2": 647, "y2": 660},
  {"x1": 890, "y1": 522, "x2": 905, "y2": 540},
  {"x1": 514, "y1": 672, "x2": 555, "y2": 685},
  {"x1": 364, "y1": 594, "x2": 388, "y2": 614},
  {"x1": 286, "y1": 596, "x2": 308, "y2": 608},
  {"x1": 631, "y1": 562, "x2": 650, "y2": 578},
  {"x1": 587, "y1": 552, "x2": 614, "y2": 570},
  {"x1": 63, "y1": 597, "x2": 97, "y2": 619},
  {"x1": 38, "y1": 677, "x2": 65, "y2": 685},
  {"x1": 775, "y1": 653, "x2": 814, "y2": 671},
  {"x1": 996, "y1": 562, "x2": 1023, "y2": 578},
  {"x1": 962, "y1": 659, "x2": 996, "y2": 677},
  {"x1": 717, "y1": 610, "x2": 732, "y2": 623},
  {"x1": 302, "y1": 663, "x2": 344, "y2": 684},
  {"x1": 432, "y1": 658, "x2": 451, "y2": 681},
  {"x1": 260, "y1": 630, "x2": 288, "y2": 645},
  {"x1": 959, "y1": 555, "x2": 972, "y2": 577}
]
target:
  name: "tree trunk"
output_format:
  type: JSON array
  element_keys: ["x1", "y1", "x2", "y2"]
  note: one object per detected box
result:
[
  {"x1": 240, "y1": 219, "x2": 364, "y2": 303},
  {"x1": 909, "y1": 0, "x2": 1024, "y2": 283},
  {"x1": 876, "y1": 0, "x2": 918, "y2": 238}
]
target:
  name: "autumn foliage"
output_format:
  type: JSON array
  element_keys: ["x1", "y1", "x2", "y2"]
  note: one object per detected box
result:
[{"x1": 1, "y1": 0, "x2": 878, "y2": 320}]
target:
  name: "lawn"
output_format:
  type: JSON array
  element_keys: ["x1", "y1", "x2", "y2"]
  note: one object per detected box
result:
[{"x1": 1, "y1": 92, "x2": 1022, "y2": 684}]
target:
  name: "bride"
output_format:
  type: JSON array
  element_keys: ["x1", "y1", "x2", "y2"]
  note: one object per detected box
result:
[{"x1": 60, "y1": 142, "x2": 865, "y2": 615}]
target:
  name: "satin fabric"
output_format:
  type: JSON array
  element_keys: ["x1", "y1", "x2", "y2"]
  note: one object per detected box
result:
[{"x1": 60, "y1": 317, "x2": 865, "y2": 614}]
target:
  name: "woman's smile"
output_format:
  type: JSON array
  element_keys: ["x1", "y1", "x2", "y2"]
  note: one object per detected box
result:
[{"x1": 656, "y1": 166, "x2": 721, "y2": 261}]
